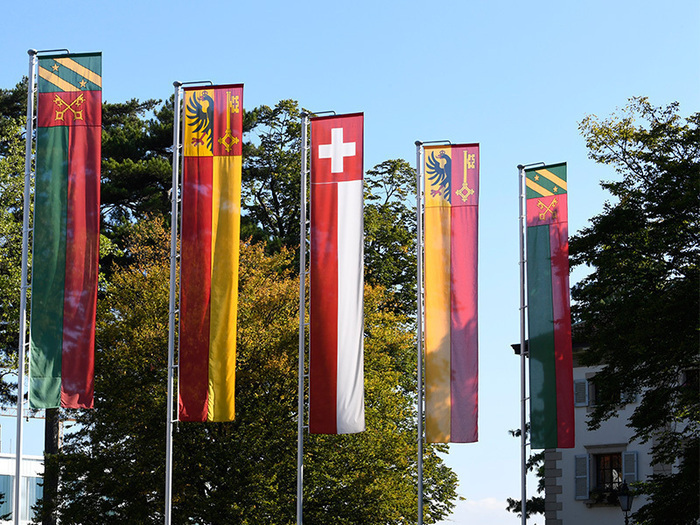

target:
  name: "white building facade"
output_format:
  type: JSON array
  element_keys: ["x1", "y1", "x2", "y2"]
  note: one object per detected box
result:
[
  {"x1": 0, "y1": 453, "x2": 44, "y2": 525},
  {"x1": 543, "y1": 353, "x2": 657, "y2": 525}
]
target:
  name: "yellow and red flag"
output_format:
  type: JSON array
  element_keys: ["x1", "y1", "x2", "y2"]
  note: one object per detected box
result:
[
  {"x1": 423, "y1": 144, "x2": 479, "y2": 443},
  {"x1": 178, "y1": 85, "x2": 243, "y2": 422}
]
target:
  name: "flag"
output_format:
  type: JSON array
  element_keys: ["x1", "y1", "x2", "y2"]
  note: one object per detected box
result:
[
  {"x1": 29, "y1": 52, "x2": 102, "y2": 409},
  {"x1": 309, "y1": 113, "x2": 365, "y2": 434},
  {"x1": 423, "y1": 144, "x2": 479, "y2": 443},
  {"x1": 179, "y1": 85, "x2": 243, "y2": 422},
  {"x1": 525, "y1": 162, "x2": 574, "y2": 448}
]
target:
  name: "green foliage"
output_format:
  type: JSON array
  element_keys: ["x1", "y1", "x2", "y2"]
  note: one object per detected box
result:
[
  {"x1": 505, "y1": 426, "x2": 545, "y2": 518},
  {"x1": 571, "y1": 97, "x2": 700, "y2": 522},
  {"x1": 101, "y1": 98, "x2": 173, "y2": 227},
  {"x1": 0, "y1": 82, "x2": 29, "y2": 403},
  {"x1": 47, "y1": 218, "x2": 456, "y2": 524},
  {"x1": 364, "y1": 160, "x2": 417, "y2": 315},
  {"x1": 241, "y1": 100, "x2": 303, "y2": 251}
]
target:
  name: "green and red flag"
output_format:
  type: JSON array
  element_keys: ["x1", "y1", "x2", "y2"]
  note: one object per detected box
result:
[
  {"x1": 525, "y1": 162, "x2": 574, "y2": 448},
  {"x1": 30, "y1": 52, "x2": 102, "y2": 409},
  {"x1": 178, "y1": 85, "x2": 243, "y2": 422}
]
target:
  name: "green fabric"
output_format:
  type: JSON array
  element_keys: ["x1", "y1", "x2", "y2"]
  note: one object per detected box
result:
[
  {"x1": 525, "y1": 162, "x2": 567, "y2": 199},
  {"x1": 29, "y1": 126, "x2": 68, "y2": 408},
  {"x1": 527, "y1": 224, "x2": 557, "y2": 449},
  {"x1": 37, "y1": 53, "x2": 102, "y2": 93}
]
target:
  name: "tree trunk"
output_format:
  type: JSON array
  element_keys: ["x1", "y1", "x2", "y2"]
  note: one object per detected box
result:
[{"x1": 42, "y1": 408, "x2": 61, "y2": 525}]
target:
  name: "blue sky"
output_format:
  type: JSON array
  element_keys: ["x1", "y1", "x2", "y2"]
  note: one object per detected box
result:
[{"x1": 1, "y1": 1, "x2": 699, "y2": 524}]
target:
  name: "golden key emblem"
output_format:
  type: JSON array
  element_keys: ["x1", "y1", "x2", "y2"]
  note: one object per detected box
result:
[
  {"x1": 537, "y1": 198, "x2": 558, "y2": 220},
  {"x1": 456, "y1": 151, "x2": 475, "y2": 202},
  {"x1": 218, "y1": 91, "x2": 240, "y2": 152},
  {"x1": 54, "y1": 93, "x2": 85, "y2": 121}
]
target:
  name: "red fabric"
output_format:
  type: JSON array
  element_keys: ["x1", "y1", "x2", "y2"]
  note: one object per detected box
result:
[
  {"x1": 179, "y1": 157, "x2": 213, "y2": 421},
  {"x1": 550, "y1": 211, "x2": 574, "y2": 447},
  {"x1": 60, "y1": 123, "x2": 100, "y2": 409},
  {"x1": 448, "y1": 144, "x2": 479, "y2": 443},
  {"x1": 309, "y1": 182, "x2": 339, "y2": 433},
  {"x1": 37, "y1": 91, "x2": 102, "y2": 128}
]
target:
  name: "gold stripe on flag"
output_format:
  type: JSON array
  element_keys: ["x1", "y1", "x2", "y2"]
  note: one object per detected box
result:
[
  {"x1": 37, "y1": 67, "x2": 76, "y2": 92},
  {"x1": 54, "y1": 57, "x2": 103, "y2": 87},
  {"x1": 535, "y1": 169, "x2": 568, "y2": 192},
  {"x1": 525, "y1": 177, "x2": 555, "y2": 197}
]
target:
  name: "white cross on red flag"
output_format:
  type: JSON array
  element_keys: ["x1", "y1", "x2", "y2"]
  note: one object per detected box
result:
[{"x1": 309, "y1": 113, "x2": 365, "y2": 434}]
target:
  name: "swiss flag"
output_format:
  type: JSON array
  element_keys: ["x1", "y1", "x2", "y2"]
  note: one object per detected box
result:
[{"x1": 309, "y1": 113, "x2": 365, "y2": 434}]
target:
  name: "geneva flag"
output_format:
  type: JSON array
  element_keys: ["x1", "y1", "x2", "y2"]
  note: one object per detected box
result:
[
  {"x1": 30, "y1": 52, "x2": 102, "y2": 409},
  {"x1": 309, "y1": 113, "x2": 365, "y2": 434},
  {"x1": 179, "y1": 85, "x2": 243, "y2": 422},
  {"x1": 525, "y1": 162, "x2": 574, "y2": 449},
  {"x1": 423, "y1": 144, "x2": 479, "y2": 443}
]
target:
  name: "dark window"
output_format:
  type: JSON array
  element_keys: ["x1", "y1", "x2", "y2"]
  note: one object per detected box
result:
[{"x1": 594, "y1": 453, "x2": 622, "y2": 491}]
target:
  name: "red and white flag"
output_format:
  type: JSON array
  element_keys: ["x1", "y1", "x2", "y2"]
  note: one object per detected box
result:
[{"x1": 309, "y1": 113, "x2": 365, "y2": 434}]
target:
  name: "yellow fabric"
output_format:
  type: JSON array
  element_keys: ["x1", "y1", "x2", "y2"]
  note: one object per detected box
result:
[
  {"x1": 424, "y1": 206, "x2": 452, "y2": 442},
  {"x1": 207, "y1": 155, "x2": 241, "y2": 422},
  {"x1": 183, "y1": 90, "x2": 214, "y2": 158},
  {"x1": 424, "y1": 145, "x2": 453, "y2": 442}
]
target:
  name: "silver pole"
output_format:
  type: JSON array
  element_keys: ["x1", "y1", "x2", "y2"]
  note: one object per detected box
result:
[
  {"x1": 415, "y1": 141, "x2": 424, "y2": 525},
  {"x1": 296, "y1": 112, "x2": 309, "y2": 525},
  {"x1": 15, "y1": 49, "x2": 37, "y2": 525},
  {"x1": 165, "y1": 81, "x2": 183, "y2": 525},
  {"x1": 518, "y1": 165, "x2": 527, "y2": 525}
]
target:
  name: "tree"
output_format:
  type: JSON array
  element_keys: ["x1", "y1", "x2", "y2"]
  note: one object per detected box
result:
[
  {"x1": 505, "y1": 426, "x2": 545, "y2": 519},
  {"x1": 364, "y1": 160, "x2": 417, "y2": 315},
  {"x1": 46, "y1": 218, "x2": 457, "y2": 524},
  {"x1": 100, "y1": 98, "x2": 173, "y2": 235},
  {"x1": 241, "y1": 100, "x2": 303, "y2": 251},
  {"x1": 570, "y1": 97, "x2": 700, "y2": 524},
  {"x1": 0, "y1": 81, "x2": 29, "y2": 404}
]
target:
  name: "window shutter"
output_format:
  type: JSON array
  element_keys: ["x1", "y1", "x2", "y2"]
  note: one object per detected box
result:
[
  {"x1": 574, "y1": 379, "x2": 589, "y2": 406},
  {"x1": 622, "y1": 451, "x2": 638, "y2": 483},
  {"x1": 574, "y1": 454, "x2": 590, "y2": 500}
]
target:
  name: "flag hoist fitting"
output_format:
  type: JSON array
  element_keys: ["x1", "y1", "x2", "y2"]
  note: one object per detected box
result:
[
  {"x1": 30, "y1": 52, "x2": 102, "y2": 409},
  {"x1": 423, "y1": 143, "x2": 479, "y2": 443},
  {"x1": 309, "y1": 113, "x2": 365, "y2": 435},
  {"x1": 525, "y1": 162, "x2": 575, "y2": 449},
  {"x1": 178, "y1": 84, "x2": 243, "y2": 422}
]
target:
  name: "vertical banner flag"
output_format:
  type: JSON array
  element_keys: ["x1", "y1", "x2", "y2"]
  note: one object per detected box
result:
[
  {"x1": 309, "y1": 113, "x2": 365, "y2": 434},
  {"x1": 525, "y1": 162, "x2": 574, "y2": 449},
  {"x1": 423, "y1": 144, "x2": 479, "y2": 443},
  {"x1": 179, "y1": 85, "x2": 243, "y2": 422},
  {"x1": 30, "y1": 52, "x2": 102, "y2": 409}
]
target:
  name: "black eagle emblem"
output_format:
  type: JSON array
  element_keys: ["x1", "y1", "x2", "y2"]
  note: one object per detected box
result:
[
  {"x1": 186, "y1": 91, "x2": 214, "y2": 152},
  {"x1": 426, "y1": 150, "x2": 452, "y2": 203}
]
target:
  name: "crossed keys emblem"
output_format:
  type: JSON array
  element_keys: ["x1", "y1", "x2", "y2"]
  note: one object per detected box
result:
[
  {"x1": 218, "y1": 91, "x2": 240, "y2": 152},
  {"x1": 537, "y1": 198, "x2": 558, "y2": 220},
  {"x1": 54, "y1": 94, "x2": 85, "y2": 121},
  {"x1": 456, "y1": 151, "x2": 475, "y2": 202}
]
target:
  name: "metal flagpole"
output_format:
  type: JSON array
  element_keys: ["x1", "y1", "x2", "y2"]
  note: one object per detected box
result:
[
  {"x1": 165, "y1": 81, "x2": 183, "y2": 525},
  {"x1": 415, "y1": 141, "x2": 424, "y2": 525},
  {"x1": 517, "y1": 164, "x2": 527, "y2": 525},
  {"x1": 15, "y1": 48, "x2": 37, "y2": 525},
  {"x1": 296, "y1": 112, "x2": 310, "y2": 525}
]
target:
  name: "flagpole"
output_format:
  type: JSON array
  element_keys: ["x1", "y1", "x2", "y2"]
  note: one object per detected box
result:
[
  {"x1": 518, "y1": 164, "x2": 527, "y2": 525},
  {"x1": 14, "y1": 48, "x2": 37, "y2": 525},
  {"x1": 415, "y1": 141, "x2": 425, "y2": 525},
  {"x1": 296, "y1": 112, "x2": 310, "y2": 525},
  {"x1": 165, "y1": 81, "x2": 183, "y2": 525}
]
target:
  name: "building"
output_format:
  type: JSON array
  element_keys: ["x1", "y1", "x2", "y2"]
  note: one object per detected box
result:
[
  {"x1": 0, "y1": 453, "x2": 44, "y2": 525},
  {"x1": 543, "y1": 345, "x2": 657, "y2": 525}
]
